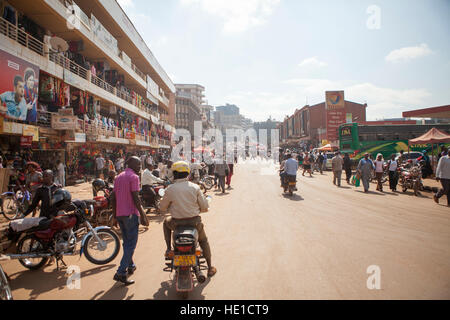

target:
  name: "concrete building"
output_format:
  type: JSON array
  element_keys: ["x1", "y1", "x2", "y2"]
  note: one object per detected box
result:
[
  {"x1": 279, "y1": 99, "x2": 367, "y2": 148},
  {"x1": 175, "y1": 84, "x2": 205, "y2": 108},
  {"x1": 0, "y1": 0, "x2": 176, "y2": 179},
  {"x1": 175, "y1": 95, "x2": 202, "y2": 140},
  {"x1": 253, "y1": 117, "x2": 280, "y2": 146}
]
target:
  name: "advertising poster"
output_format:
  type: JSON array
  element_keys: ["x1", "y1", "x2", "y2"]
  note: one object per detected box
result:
[
  {"x1": 325, "y1": 91, "x2": 346, "y2": 142},
  {"x1": 0, "y1": 49, "x2": 39, "y2": 122}
]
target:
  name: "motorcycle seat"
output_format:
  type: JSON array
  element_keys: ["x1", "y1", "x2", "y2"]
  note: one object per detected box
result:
[{"x1": 9, "y1": 217, "x2": 51, "y2": 233}]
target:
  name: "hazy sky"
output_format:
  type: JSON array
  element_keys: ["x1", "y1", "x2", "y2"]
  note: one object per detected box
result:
[{"x1": 118, "y1": 0, "x2": 450, "y2": 122}]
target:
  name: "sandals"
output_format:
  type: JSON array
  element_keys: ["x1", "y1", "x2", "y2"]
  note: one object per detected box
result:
[{"x1": 207, "y1": 267, "x2": 217, "y2": 277}]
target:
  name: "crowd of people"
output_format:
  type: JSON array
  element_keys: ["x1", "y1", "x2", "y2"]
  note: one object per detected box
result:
[{"x1": 280, "y1": 146, "x2": 450, "y2": 207}]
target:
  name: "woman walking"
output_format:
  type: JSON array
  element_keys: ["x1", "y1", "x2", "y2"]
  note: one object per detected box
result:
[
  {"x1": 373, "y1": 153, "x2": 385, "y2": 192},
  {"x1": 302, "y1": 153, "x2": 312, "y2": 177}
]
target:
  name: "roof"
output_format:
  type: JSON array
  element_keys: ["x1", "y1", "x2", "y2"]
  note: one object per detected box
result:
[
  {"x1": 403, "y1": 105, "x2": 450, "y2": 119},
  {"x1": 408, "y1": 127, "x2": 450, "y2": 145}
]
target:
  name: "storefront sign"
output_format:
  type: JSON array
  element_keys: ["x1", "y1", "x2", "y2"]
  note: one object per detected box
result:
[
  {"x1": 65, "y1": 131, "x2": 86, "y2": 143},
  {"x1": 126, "y1": 132, "x2": 135, "y2": 140},
  {"x1": 0, "y1": 49, "x2": 40, "y2": 122},
  {"x1": 20, "y1": 136, "x2": 32, "y2": 147},
  {"x1": 22, "y1": 125, "x2": 39, "y2": 142},
  {"x1": 325, "y1": 91, "x2": 346, "y2": 142},
  {"x1": 52, "y1": 115, "x2": 78, "y2": 130},
  {"x1": 3, "y1": 121, "x2": 23, "y2": 134},
  {"x1": 58, "y1": 108, "x2": 74, "y2": 116}
]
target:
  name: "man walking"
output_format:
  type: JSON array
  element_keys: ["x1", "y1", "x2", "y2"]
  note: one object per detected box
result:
[
  {"x1": 95, "y1": 154, "x2": 105, "y2": 179},
  {"x1": 213, "y1": 156, "x2": 229, "y2": 194},
  {"x1": 434, "y1": 149, "x2": 450, "y2": 207},
  {"x1": 111, "y1": 157, "x2": 149, "y2": 285},
  {"x1": 343, "y1": 153, "x2": 352, "y2": 184},
  {"x1": 318, "y1": 152, "x2": 325, "y2": 174},
  {"x1": 357, "y1": 153, "x2": 375, "y2": 193},
  {"x1": 331, "y1": 152, "x2": 344, "y2": 187},
  {"x1": 387, "y1": 154, "x2": 399, "y2": 192}
]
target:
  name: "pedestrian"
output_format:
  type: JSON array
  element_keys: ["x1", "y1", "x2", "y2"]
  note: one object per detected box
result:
[
  {"x1": 357, "y1": 153, "x2": 375, "y2": 193},
  {"x1": 56, "y1": 159, "x2": 65, "y2": 187},
  {"x1": 387, "y1": 154, "x2": 399, "y2": 192},
  {"x1": 322, "y1": 153, "x2": 328, "y2": 172},
  {"x1": 373, "y1": 153, "x2": 385, "y2": 192},
  {"x1": 95, "y1": 154, "x2": 105, "y2": 179},
  {"x1": 110, "y1": 156, "x2": 149, "y2": 286},
  {"x1": 213, "y1": 156, "x2": 229, "y2": 194},
  {"x1": 397, "y1": 150, "x2": 405, "y2": 167},
  {"x1": 226, "y1": 162, "x2": 234, "y2": 189},
  {"x1": 302, "y1": 153, "x2": 312, "y2": 177},
  {"x1": 343, "y1": 153, "x2": 352, "y2": 184},
  {"x1": 318, "y1": 152, "x2": 325, "y2": 174},
  {"x1": 331, "y1": 152, "x2": 344, "y2": 187},
  {"x1": 106, "y1": 156, "x2": 115, "y2": 176},
  {"x1": 434, "y1": 149, "x2": 450, "y2": 207}
]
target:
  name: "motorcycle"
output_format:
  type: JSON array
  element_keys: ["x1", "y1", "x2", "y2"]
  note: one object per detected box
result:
[
  {"x1": 141, "y1": 184, "x2": 167, "y2": 214},
  {"x1": 280, "y1": 172, "x2": 297, "y2": 196},
  {"x1": 0, "y1": 182, "x2": 32, "y2": 221},
  {"x1": 4, "y1": 200, "x2": 120, "y2": 271},
  {"x1": 398, "y1": 164, "x2": 423, "y2": 196},
  {"x1": 0, "y1": 263, "x2": 12, "y2": 300},
  {"x1": 163, "y1": 196, "x2": 212, "y2": 299}
]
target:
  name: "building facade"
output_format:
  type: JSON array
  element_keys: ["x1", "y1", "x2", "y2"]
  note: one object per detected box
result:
[{"x1": 0, "y1": 0, "x2": 175, "y2": 183}]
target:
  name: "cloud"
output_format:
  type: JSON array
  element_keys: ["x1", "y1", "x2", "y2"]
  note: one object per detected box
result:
[
  {"x1": 117, "y1": 0, "x2": 134, "y2": 8},
  {"x1": 228, "y1": 79, "x2": 431, "y2": 121},
  {"x1": 298, "y1": 57, "x2": 327, "y2": 68},
  {"x1": 180, "y1": 0, "x2": 280, "y2": 34},
  {"x1": 385, "y1": 43, "x2": 433, "y2": 63}
]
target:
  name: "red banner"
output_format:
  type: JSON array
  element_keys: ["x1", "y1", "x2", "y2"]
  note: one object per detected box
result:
[
  {"x1": 325, "y1": 91, "x2": 346, "y2": 142},
  {"x1": 20, "y1": 136, "x2": 33, "y2": 147},
  {"x1": 0, "y1": 49, "x2": 40, "y2": 122}
]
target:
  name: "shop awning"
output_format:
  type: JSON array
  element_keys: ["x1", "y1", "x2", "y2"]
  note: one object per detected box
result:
[{"x1": 408, "y1": 127, "x2": 450, "y2": 145}]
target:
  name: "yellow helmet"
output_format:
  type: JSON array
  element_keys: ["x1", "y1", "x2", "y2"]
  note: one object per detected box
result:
[{"x1": 172, "y1": 161, "x2": 191, "y2": 174}]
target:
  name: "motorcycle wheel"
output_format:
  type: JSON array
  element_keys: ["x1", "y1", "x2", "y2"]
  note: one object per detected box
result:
[
  {"x1": 83, "y1": 229, "x2": 120, "y2": 265},
  {"x1": 17, "y1": 235, "x2": 49, "y2": 270},
  {"x1": 203, "y1": 177, "x2": 214, "y2": 190},
  {"x1": 0, "y1": 265, "x2": 13, "y2": 300},
  {"x1": 1, "y1": 195, "x2": 20, "y2": 221}
]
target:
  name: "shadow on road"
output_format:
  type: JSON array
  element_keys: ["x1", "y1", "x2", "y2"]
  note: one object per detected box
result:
[
  {"x1": 354, "y1": 190, "x2": 386, "y2": 196},
  {"x1": 91, "y1": 282, "x2": 134, "y2": 300},
  {"x1": 152, "y1": 277, "x2": 211, "y2": 300},
  {"x1": 282, "y1": 194, "x2": 304, "y2": 201},
  {"x1": 9, "y1": 264, "x2": 116, "y2": 300}
]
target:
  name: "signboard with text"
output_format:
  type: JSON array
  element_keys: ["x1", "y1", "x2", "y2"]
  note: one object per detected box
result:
[
  {"x1": 325, "y1": 91, "x2": 346, "y2": 142},
  {"x1": 51, "y1": 115, "x2": 78, "y2": 130}
]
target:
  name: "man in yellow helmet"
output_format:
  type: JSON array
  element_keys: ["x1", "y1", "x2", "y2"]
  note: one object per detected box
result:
[{"x1": 159, "y1": 161, "x2": 217, "y2": 277}]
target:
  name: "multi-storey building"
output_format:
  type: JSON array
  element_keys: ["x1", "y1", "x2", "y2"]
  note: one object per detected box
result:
[
  {"x1": 0, "y1": 0, "x2": 175, "y2": 183},
  {"x1": 278, "y1": 98, "x2": 367, "y2": 149},
  {"x1": 175, "y1": 94, "x2": 202, "y2": 142},
  {"x1": 175, "y1": 84, "x2": 205, "y2": 108}
]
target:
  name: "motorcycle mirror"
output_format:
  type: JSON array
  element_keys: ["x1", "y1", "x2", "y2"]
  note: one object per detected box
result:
[{"x1": 158, "y1": 188, "x2": 166, "y2": 198}]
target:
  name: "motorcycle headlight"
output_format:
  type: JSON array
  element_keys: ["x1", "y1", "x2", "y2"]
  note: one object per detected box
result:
[{"x1": 158, "y1": 189, "x2": 166, "y2": 198}]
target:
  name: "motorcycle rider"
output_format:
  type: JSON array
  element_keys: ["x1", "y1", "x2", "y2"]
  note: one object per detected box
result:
[
  {"x1": 141, "y1": 163, "x2": 165, "y2": 208},
  {"x1": 22, "y1": 170, "x2": 61, "y2": 219},
  {"x1": 281, "y1": 153, "x2": 299, "y2": 191},
  {"x1": 159, "y1": 161, "x2": 217, "y2": 278}
]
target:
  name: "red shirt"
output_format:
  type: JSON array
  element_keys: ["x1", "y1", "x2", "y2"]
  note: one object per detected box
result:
[{"x1": 114, "y1": 168, "x2": 140, "y2": 217}]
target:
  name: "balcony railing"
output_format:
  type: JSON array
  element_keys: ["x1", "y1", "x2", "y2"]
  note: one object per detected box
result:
[{"x1": 0, "y1": 15, "x2": 44, "y2": 56}]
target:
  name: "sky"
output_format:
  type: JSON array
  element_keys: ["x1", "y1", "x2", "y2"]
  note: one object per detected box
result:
[{"x1": 117, "y1": 0, "x2": 450, "y2": 122}]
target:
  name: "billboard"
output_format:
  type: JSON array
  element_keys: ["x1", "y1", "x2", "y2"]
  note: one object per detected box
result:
[
  {"x1": 0, "y1": 49, "x2": 39, "y2": 122},
  {"x1": 325, "y1": 91, "x2": 346, "y2": 142}
]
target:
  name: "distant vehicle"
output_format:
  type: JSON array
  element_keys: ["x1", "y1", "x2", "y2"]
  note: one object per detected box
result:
[
  {"x1": 325, "y1": 153, "x2": 334, "y2": 171},
  {"x1": 395, "y1": 152, "x2": 424, "y2": 165}
]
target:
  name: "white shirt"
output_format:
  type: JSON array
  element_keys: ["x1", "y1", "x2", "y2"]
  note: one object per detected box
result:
[
  {"x1": 57, "y1": 163, "x2": 64, "y2": 175},
  {"x1": 388, "y1": 160, "x2": 398, "y2": 172},
  {"x1": 436, "y1": 155, "x2": 450, "y2": 180},
  {"x1": 142, "y1": 168, "x2": 164, "y2": 186},
  {"x1": 374, "y1": 160, "x2": 384, "y2": 173}
]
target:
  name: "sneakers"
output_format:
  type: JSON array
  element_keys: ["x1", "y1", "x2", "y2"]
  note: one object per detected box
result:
[{"x1": 113, "y1": 273, "x2": 135, "y2": 286}]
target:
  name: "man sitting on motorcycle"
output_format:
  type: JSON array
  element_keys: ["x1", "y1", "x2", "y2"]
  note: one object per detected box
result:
[
  {"x1": 22, "y1": 170, "x2": 61, "y2": 219},
  {"x1": 141, "y1": 163, "x2": 165, "y2": 208},
  {"x1": 159, "y1": 161, "x2": 217, "y2": 278},
  {"x1": 281, "y1": 153, "x2": 299, "y2": 191}
]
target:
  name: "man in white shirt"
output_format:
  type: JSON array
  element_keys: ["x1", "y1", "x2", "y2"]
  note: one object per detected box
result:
[
  {"x1": 434, "y1": 149, "x2": 450, "y2": 207},
  {"x1": 141, "y1": 163, "x2": 164, "y2": 208},
  {"x1": 95, "y1": 154, "x2": 105, "y2": 178},
  {"x1": 56, "y1": 159, "x2": 65, "y2": 187},
  {"x1": 387, "y1": 154, "x2": 399, "y2": 192}
]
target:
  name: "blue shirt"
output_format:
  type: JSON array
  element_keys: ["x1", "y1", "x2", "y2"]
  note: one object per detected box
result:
[
  {"x1": 0, "y1": 91, "x2": 27, "y2": 120},
  {"x1": 284, "y1": 158, "x2": 299, "y2": 176}
]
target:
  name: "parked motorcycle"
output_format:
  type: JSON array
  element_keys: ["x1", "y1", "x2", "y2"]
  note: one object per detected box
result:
[
  {"x1": 92, "y1": 179, "x2": 113, "y2": 198},
  {"x1": 163, "y1": 196, "x2": 212, "y2": 299},
  {"x1": 5, "y1": 195, "x2": 120, "y2": 271},
  {"x1": 0, "y1": 263, "x2": 12, "y2": 300},
  {"x1": 398, "y1": 164, "x2": 423, "y2": 196},
  {"x1": 0, "y1": 182, "x2": 32, "y2": 221}
]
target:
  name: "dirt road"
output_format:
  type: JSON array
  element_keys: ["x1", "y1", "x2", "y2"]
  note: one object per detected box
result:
[{"x1": 2, "y1": 160, "x2": 449, "y2": 300}]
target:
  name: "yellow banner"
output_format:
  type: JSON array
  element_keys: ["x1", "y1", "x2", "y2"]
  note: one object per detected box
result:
[{"x1": 23, "y1": 125, "x2": 39, "y2": 142}]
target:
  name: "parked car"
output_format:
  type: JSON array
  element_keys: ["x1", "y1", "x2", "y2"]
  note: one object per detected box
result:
[
  {"x1": 395, "y1": 152, "x2": 424, "y2": 165},
  {"x1": 325, "y1": 153, "x2": 334, "y2": 171}
]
